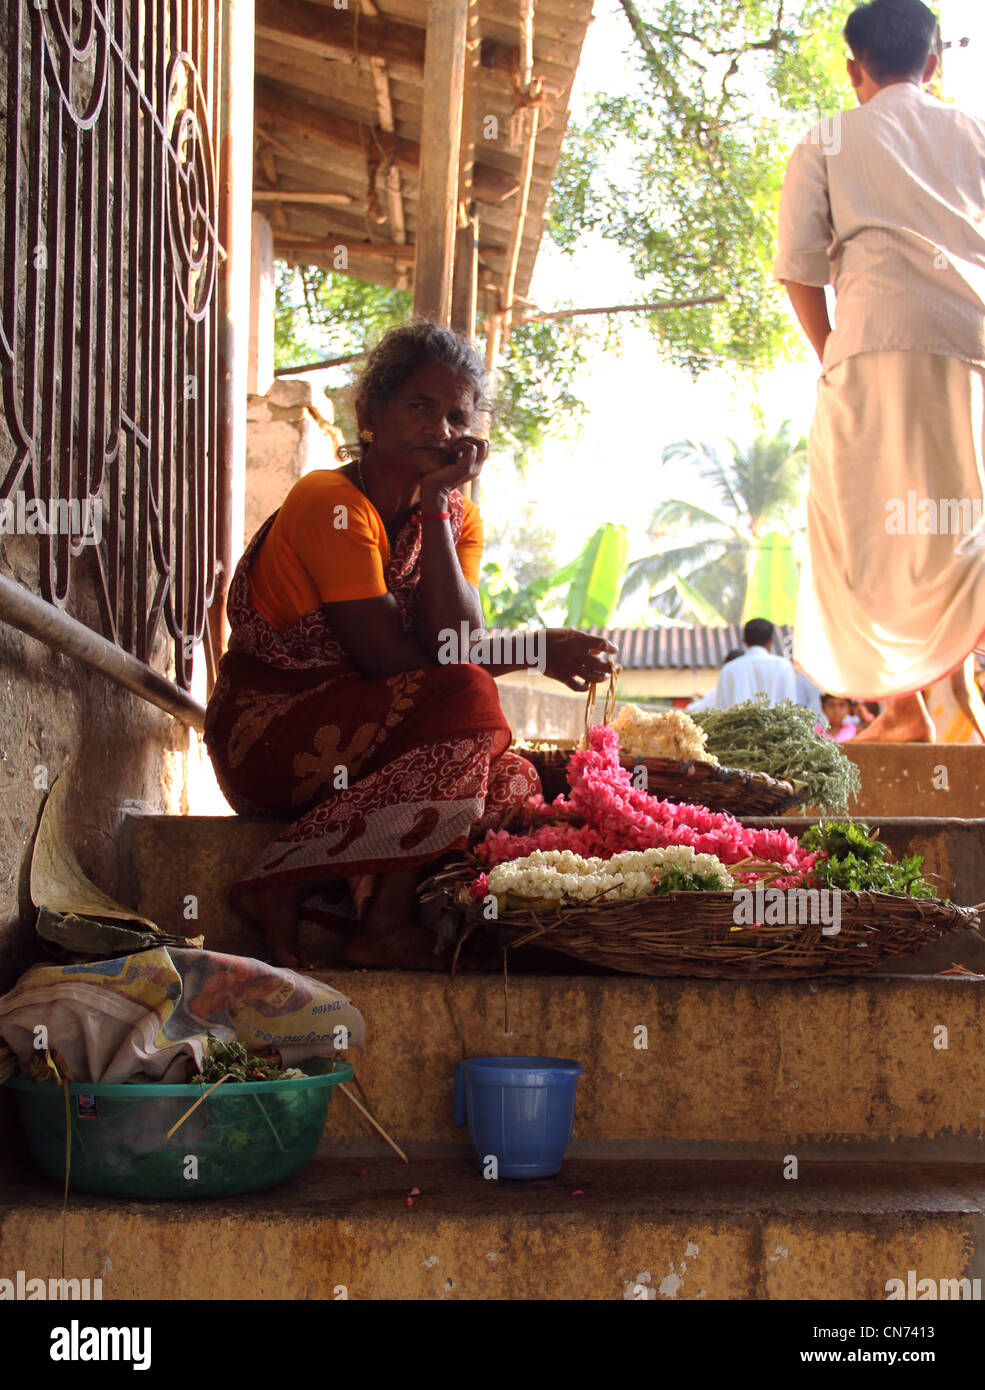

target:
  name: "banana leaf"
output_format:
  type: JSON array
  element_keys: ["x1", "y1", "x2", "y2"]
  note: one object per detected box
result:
[
  {"x1": 563, "y1": 524, "x2": 629, "y2": 629},
  {"x1": 674, "y1": 573, "x2": 730, "y2": 626},
  {"x1": 743, "y1": 530, "x2": 799, "y2": 625}
]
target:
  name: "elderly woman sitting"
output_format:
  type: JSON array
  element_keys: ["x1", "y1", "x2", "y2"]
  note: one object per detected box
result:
[{"x1": 204, "y1": 320, "x2": 617, "y2": 970}]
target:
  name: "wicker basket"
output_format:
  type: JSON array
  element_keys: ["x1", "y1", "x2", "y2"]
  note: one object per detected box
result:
[
  {"x1": 512, "y1": 743, "x2": 806, "y2": 815},
  {"x1": 511, "y1": 676, "x2": 809, "y2": 814},
  {"x1": 427, "y1": 864, "x2": 982, "y2": 979}
]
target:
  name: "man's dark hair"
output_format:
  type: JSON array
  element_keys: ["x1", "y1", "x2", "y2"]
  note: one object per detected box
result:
[
  {"x1": 743, "y1": 618, "x2": 775, "y2": 649},
  {"x1": 844, "y1": 0, "x2": 940, "y2": 84}
]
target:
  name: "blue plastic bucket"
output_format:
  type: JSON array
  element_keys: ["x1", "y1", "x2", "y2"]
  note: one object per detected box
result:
[{"x1": 453, "y1": 1056, "x2": 583, "y2": 1179}]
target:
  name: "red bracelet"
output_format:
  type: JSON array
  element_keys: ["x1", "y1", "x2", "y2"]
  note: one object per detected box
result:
[{"x1": 420, "y1": 510, "x2": 451, "y2": 521}]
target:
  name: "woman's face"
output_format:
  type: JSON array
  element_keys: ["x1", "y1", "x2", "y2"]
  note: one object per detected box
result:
[{"x1": 361, "y1": 363, "x2": 476, "y2": 475}]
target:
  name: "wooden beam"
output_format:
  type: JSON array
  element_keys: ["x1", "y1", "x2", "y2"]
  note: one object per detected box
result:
[
  {"x1": 254, "y1": 0, "x2": 518, "y2": 84},
  {"x1": 451, "y1": 0, "x2": 481, "y2": 337},
  {"x1": 271, "y1": 231, "x2": 507, "y2": 266},
  {"x1": 361, "y1": 0, "x2": 411, "y2": 291},
  {"x1": 255, "y1": 141, "x2": 287, "y2": 228},
  {"x1": 520, "y1": 294, "x2": 728, "y2": 323},
  {"x1": 414, "y1": 1, "x2": 469, "y2": 323},
  {"x1": 255, "y1": 83, "x2": 518, "y2": 205},
  {"x1": 451, "y1": 211, "x2": 480, "y2": 339},
  {"x1": 253, "y1": 189, "x2": 355, "y2": 206},
  {"x1": 502, "y1": 1, "x2": 541, "y2": 340}
]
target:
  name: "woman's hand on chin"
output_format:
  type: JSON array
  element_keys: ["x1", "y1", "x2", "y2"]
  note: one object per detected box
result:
[
  {"x1": 543, "y1": 629, "x2": 621, "y2": 692},
  {"x1": 419, "y1": 436, "x2": 488, "y2": 508}
]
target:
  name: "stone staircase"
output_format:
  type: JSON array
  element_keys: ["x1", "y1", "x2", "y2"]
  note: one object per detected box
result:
[{"x1": 3, "y1": 747, "x2": 985, "y2": 1300}]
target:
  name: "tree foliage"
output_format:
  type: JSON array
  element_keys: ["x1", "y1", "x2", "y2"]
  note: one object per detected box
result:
[
  {"x1": 272, "y1": 264, "x2": 592, "y2": 464},
  {"x1": 622, "y1": 421, "x2": 808, "y2": 621},
  {"x1": 550, "y1": 0, "x2": 853, "y2": 373}
]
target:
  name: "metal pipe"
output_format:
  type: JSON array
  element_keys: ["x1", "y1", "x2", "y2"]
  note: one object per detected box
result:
[
  {"x1": 0, "y1": 574, "x2": 206, "y2": 731},
  {"x1": 209, "y1": 0, "x2": 254, "y2": 688}
]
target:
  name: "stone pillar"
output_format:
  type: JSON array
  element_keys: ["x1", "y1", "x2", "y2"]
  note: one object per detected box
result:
[{"x1": 244, "y1": 379, "x2": 346, "y2": 544}]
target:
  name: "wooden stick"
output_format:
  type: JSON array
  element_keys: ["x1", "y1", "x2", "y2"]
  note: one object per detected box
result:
[
  {"x1": 519, "y1": 294, "x2": 726, "y2": 322},
  {"x1": 165, "y1": 1072, "x2": 231, "y2": 1139},
  {"x1": 337, "y1": 1082, "x2": 409, "y2": 1164}
]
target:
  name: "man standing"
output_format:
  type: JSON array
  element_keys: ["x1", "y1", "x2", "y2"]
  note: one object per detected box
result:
[
  {"x1": 774, "y1": 0, "x2": 985, "y2": 742},
  {"x1": 689, "y1": 618, "x2": 799, "y2": 711}
]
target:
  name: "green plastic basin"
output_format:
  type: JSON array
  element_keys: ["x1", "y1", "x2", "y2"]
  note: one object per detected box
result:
[{"x1": 6, "y1": 1059, "x2": 354, "y2": 1199}]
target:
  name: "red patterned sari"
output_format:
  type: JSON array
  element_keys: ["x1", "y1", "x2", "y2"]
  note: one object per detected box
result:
[{"x1": 204, "y1": 489, "x2": 539, "y2": 897}]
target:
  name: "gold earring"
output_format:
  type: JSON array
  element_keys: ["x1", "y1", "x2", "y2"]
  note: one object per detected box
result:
[{"x1": 360, "y1": 429, "x2": 374, "y2": 442}]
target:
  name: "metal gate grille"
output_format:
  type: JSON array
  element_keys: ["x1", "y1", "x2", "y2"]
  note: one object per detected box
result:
[{"x1": 0, "y1": 0, "x2": 224, "y2": 691}]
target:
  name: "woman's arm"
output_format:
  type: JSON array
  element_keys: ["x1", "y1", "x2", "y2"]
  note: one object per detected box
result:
[
  {"x1": 321, "y1": 593, "x2": 435, "y2": 679},
  {"x1": 782, "y1": 281, "x2": 832, "y2": 364},
  {"x1": 413, "y1": 440, "x2": 486, "y2": 656}
]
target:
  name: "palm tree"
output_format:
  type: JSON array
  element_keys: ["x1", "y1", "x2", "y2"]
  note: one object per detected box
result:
[{"x1": 621, "y1": 423, "x2": 807, "y2": 624}]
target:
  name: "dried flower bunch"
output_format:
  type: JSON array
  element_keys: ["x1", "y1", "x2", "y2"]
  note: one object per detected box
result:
[{"x1": 610, "y1": 703, "x2": 719, "y2": 765}]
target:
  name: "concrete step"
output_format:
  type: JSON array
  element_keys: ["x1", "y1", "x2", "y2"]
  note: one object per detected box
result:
[
  {"x1": 260, "y1": 971, "x2": 985, "y2": 1154},
  {"x1": 120, "y1": 812, "x2": 985, "y2": 962},
  {"x1": 2, "y1": 1154, "x2": 982, "y2": 1299},
  {"x1": 841, "y1": 744, "x2": 985, "y2": 819}
]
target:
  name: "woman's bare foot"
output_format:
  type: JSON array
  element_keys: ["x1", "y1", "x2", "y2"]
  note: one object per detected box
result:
[
  {"x1": 852, "y1": 693, "x2": 936, "y2": 743},
  {"x1": 344, "y1": 866, "x2": 447, "y2": 971},
  {"x1": 234, "y1": 883, "x2": 305, "y2": 968},
  {"x1": 345, "y1": 917, "x2": 447, "y2": 971}
]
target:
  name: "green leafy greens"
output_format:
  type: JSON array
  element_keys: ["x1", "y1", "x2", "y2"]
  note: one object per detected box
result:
[
  {"x1": 693, "y1": 697, "x2": 861, "y2": 812},
  {"x1": 801, "y1": 821, "x2": 936, "y2": 899}
]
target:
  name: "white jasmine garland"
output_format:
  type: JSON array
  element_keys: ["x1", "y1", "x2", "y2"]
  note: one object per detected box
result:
[{"x1": 486, "y1": 846, "x2": 734, "y2": 904}]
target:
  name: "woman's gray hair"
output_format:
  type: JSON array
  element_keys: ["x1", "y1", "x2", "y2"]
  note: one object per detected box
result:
[{"x1": 352, "y1": 318, "x2": 489, "y2": 454}]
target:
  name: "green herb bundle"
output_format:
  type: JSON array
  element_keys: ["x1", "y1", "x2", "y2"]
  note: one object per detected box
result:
[
  {"x1": 191, "y1": 1032, "x2": 311, "y2": 1084},
  {"x1": 801, "y1": 821, "x2": 936, "y2": 898},
  {"x1": 693, "y1": 697, "x2": 862, "y2": 812}
]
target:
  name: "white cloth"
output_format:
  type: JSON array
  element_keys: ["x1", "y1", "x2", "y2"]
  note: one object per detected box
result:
[
  {"x1": 774, "y1": 82, "x2": 985, "y2": 374},
  {"x1": 693, "y1": 647, "x2": 799, "y2": 711},
  {"x1": 796, "y1": 351, "x2": 985, "y2": 699}
]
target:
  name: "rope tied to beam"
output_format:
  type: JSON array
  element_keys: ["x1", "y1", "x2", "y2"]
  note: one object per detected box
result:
[{"x1": 509, "y1": 74, "x2": 552, "y2": 148}]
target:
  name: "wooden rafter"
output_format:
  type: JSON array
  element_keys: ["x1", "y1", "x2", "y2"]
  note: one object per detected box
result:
[
  {"x1": 254, "y1": 0, "x2": 518, "y2": 85},
  {"x1": 255, "y1": 83, "x2": 519, "y2": 206},
  {"x1": 360, "y1": 0, "x2": 410, "y2": 291}
]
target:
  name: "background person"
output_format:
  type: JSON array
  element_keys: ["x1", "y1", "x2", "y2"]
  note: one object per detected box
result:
[
  {"x1": 817, "y1": 693, "x2": 858, "y2": 741},
  {"x1": 775, "y1": 0, "x2": 985, "y2": 743},
  {"x1": 688, "y1": 618, "x2": 800, "y2": 712}
]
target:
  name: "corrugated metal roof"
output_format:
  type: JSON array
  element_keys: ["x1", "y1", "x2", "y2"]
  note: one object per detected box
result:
[{"x1": 586, "y1": 625, "x2": 795, "y2": 671}]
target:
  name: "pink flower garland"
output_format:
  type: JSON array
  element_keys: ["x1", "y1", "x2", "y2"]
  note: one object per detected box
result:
[{"x1": 476, "y1": 725, "x2": 821, "y2": 886}]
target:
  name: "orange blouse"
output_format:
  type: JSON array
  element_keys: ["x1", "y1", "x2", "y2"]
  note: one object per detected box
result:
[{"x1": 248, "y1": 469, "x2": 484, "y2": 631}]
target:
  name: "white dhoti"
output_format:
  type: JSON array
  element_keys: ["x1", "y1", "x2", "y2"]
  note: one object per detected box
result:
[{"x1": 795, "y1": 350, "x2": 985, "y2": 700}]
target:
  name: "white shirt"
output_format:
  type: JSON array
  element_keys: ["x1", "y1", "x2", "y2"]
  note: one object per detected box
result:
[
  {"x1": 774, "y1": 83, "x2": 985, "y2": 373},
  {"x1": 689, "y1": 647, "x2": 800, "y2": 712}
]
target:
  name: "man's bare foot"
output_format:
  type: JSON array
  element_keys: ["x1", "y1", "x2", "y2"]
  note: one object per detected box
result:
[
  {"x1": 234, "y1": 883, "x2": 305, "y2": 968},
  {"x1": 852, "y1": 694, "x2": 935, "y2": 743}
]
